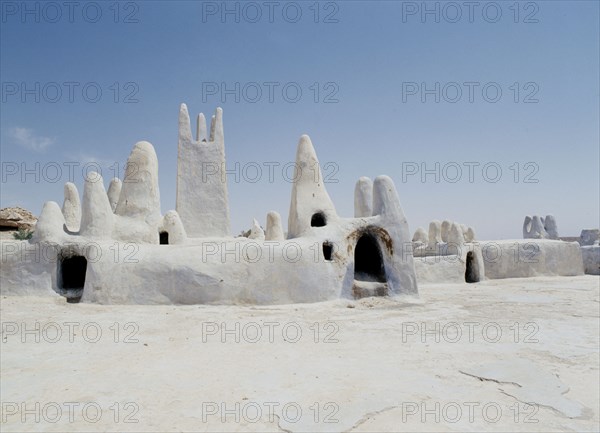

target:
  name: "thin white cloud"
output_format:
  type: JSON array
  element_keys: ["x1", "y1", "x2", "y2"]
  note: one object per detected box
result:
[
  {"x1": 65, "y1": 152, "x2": 124, "y2": 182},
  {"x1": 10, "y1": 127, "x2": 55, "y2": 152},
  {"x1": 70, "y1": 152, "x2": 119, "y2": 168}
]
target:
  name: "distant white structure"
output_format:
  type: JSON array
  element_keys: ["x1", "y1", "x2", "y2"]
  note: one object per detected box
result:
[
  {"x1": 579, "y1": 229, "x2": 599, "y2": 275},
  {"x1": 580, "y1": 229, "x2": 599, "y2": 246},
  {"x1": 519, "y1": 215, "x2": 593, "y2": 276},
  {"x1": 469, "y1": 214, "x2": 586, "y2": 278},
  {"x1": 1, "y1": 106, "x2": 419, "y2": 304},
  {"x1": 411, "y1": 220, "x2": 484, "y2": 284},
  {"x1": 523, "y1": 214, "x2": 559, "y2": 240}
]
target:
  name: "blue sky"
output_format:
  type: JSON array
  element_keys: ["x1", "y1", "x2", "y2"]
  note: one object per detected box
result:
[{"x1": 1, "y1": 0, "x2": 598, "y2": 239}]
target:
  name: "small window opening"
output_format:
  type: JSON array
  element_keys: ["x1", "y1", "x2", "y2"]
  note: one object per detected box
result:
[
  {"x1": 160, "y1": 231, "x2": 169, "y2": 245},
  {"x1": 311, "y1": 213, "x2": 326, "y2": 227},
  {"x1": 323, "y1": 242, "x2": 333, "y2": 261}
]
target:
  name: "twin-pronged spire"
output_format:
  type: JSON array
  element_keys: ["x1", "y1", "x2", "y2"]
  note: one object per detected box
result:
[
  {"x1": 176, "y1": 104, "x2": 230, "y2": 238},
  {"x1": 179, "y1": 104, "x2": 223, "y2": 144}
]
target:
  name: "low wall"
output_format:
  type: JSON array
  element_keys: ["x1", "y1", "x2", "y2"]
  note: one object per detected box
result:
[
  {"x1": 480, "y1": 240, "x2": 584, "y2": 279},
  {"x1": 0, "y1": 241, "x2": 59, "y2": 297}
]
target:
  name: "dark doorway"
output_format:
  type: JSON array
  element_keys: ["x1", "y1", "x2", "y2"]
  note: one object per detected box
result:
[
  {"x1": 311, "y1": 213, "x2": 326, "y2": 227},
  {"x1": 60, "y1": 256, "x2": 87, "y2": 303},
  {"x1": 159, "y1": 231, "x2": 169, "y2": 245},
  {"x1": 354, "y1": 233, "x2": 386, "y2": 282},
  {"x1": 322, "y1": 242, "x2": 333, "y2": 261},
  {"x1": 465, "y1": 251, "x2": 479, "y2": 283}
]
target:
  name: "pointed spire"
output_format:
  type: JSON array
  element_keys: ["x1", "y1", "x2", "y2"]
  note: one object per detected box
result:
[
  {"x1": 441, "y1": 220, "x2": 451, "y2": 243},
  {"x1": 179, "y1": 103, "x2": 193, "y2": 142},
  {"x1": 208, "y1": 108, "x2": 224, "y2": 143},
  {"x1": 464, "y1": 226, "x2": 476, "y2": 243},
  {"x1": 248, "y1": 218, "x2": 265, "y2": 240},
  {"x1": 212, "y1": 107, "x2": 224, "y2": 142},
  {"x1": 532, "y1": 215, "x2": 548, "y2": 238},
  {"x1": 523, "y1": 216, "x2": 532, "y2": 237},
  {"x1": 265, "y1": 211, "x2": 284, "y2": 241},
  {"x1": 32, "y1": 201, "x2": 66, "y2": 243},
  {"x1": 428, "y1": 220, "x2": 442, "y2": 247},
  {"x1": 544, "y1": 215, "x2": 559, "y2": 239},
  {"x1": 372, "y1": 175, "x2": 408, "y2": 223},
  {"x1": 209, "y1": 115, "x2": 216, "y2": 142},
  {"x1": 115, "y1": 141, "x2": 161, "y2": 222},
  {"x1": 354, "y1": 177, "x2": 373, "y2": 218},
  {"x1": 447, "y1": 222, "x2": 465, "y2": 245},
  {"x1": 107, "y1": 178, "x2": 122, "y2": 212},
  {"x1": 287, "y1": 135, "x2": 337, "y2": 238},
  {"x1": 196, "y1": 113, "x2": 207, "y2": 142},
  {"x1": 62, "y1": 182, "x2": 81, "y2": 232},
  {"x1": 412, "y1": 227, "x2": 428, "y2": 244},
  {"x1": 80, "y1": 172, "x2": 114, "y2": 238}
]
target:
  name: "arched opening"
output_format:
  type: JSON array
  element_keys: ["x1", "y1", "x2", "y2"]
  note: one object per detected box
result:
[
  {"x1": 159, "y1": 231, "x2": 169, "y2": 245},
  {"x1": 354, "y1": 233, "x2": 386, "y2": 282},
  {"x1": 60, "y1": 255, "x2": 87, "y2": 303},
  {"x1": 465, "y1": 251, "x2": 479, "y2": 283},
  {"x1": 352, "y1": 233, "x2": 387, "y2": 298},
  {"x1": 322, "y1": 242, "x2": 333, "y2": 261},
  {"x1": 311, "y1": 212, "x2": 326, "y2": 227}
]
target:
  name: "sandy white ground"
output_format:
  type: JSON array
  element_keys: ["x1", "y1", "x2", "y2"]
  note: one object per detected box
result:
[{"x1": 1, "y1": 276, "x2": 599, "y2": 432}]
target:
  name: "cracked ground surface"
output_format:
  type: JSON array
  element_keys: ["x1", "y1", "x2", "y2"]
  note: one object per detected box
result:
[{"x1": 1, "y1": 275, "x2": 599, "y2": 432}]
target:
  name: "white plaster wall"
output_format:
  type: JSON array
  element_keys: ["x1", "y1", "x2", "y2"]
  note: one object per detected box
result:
[
  {"x1": 414, "y1": 255, "x2": 464, "y2": 284},
  {"x1": 0, "y1": 240, "x2": 59, "y2": 297},
  {"x1": 481, "y1": 240, "x2": 584, "y2": 279}
]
